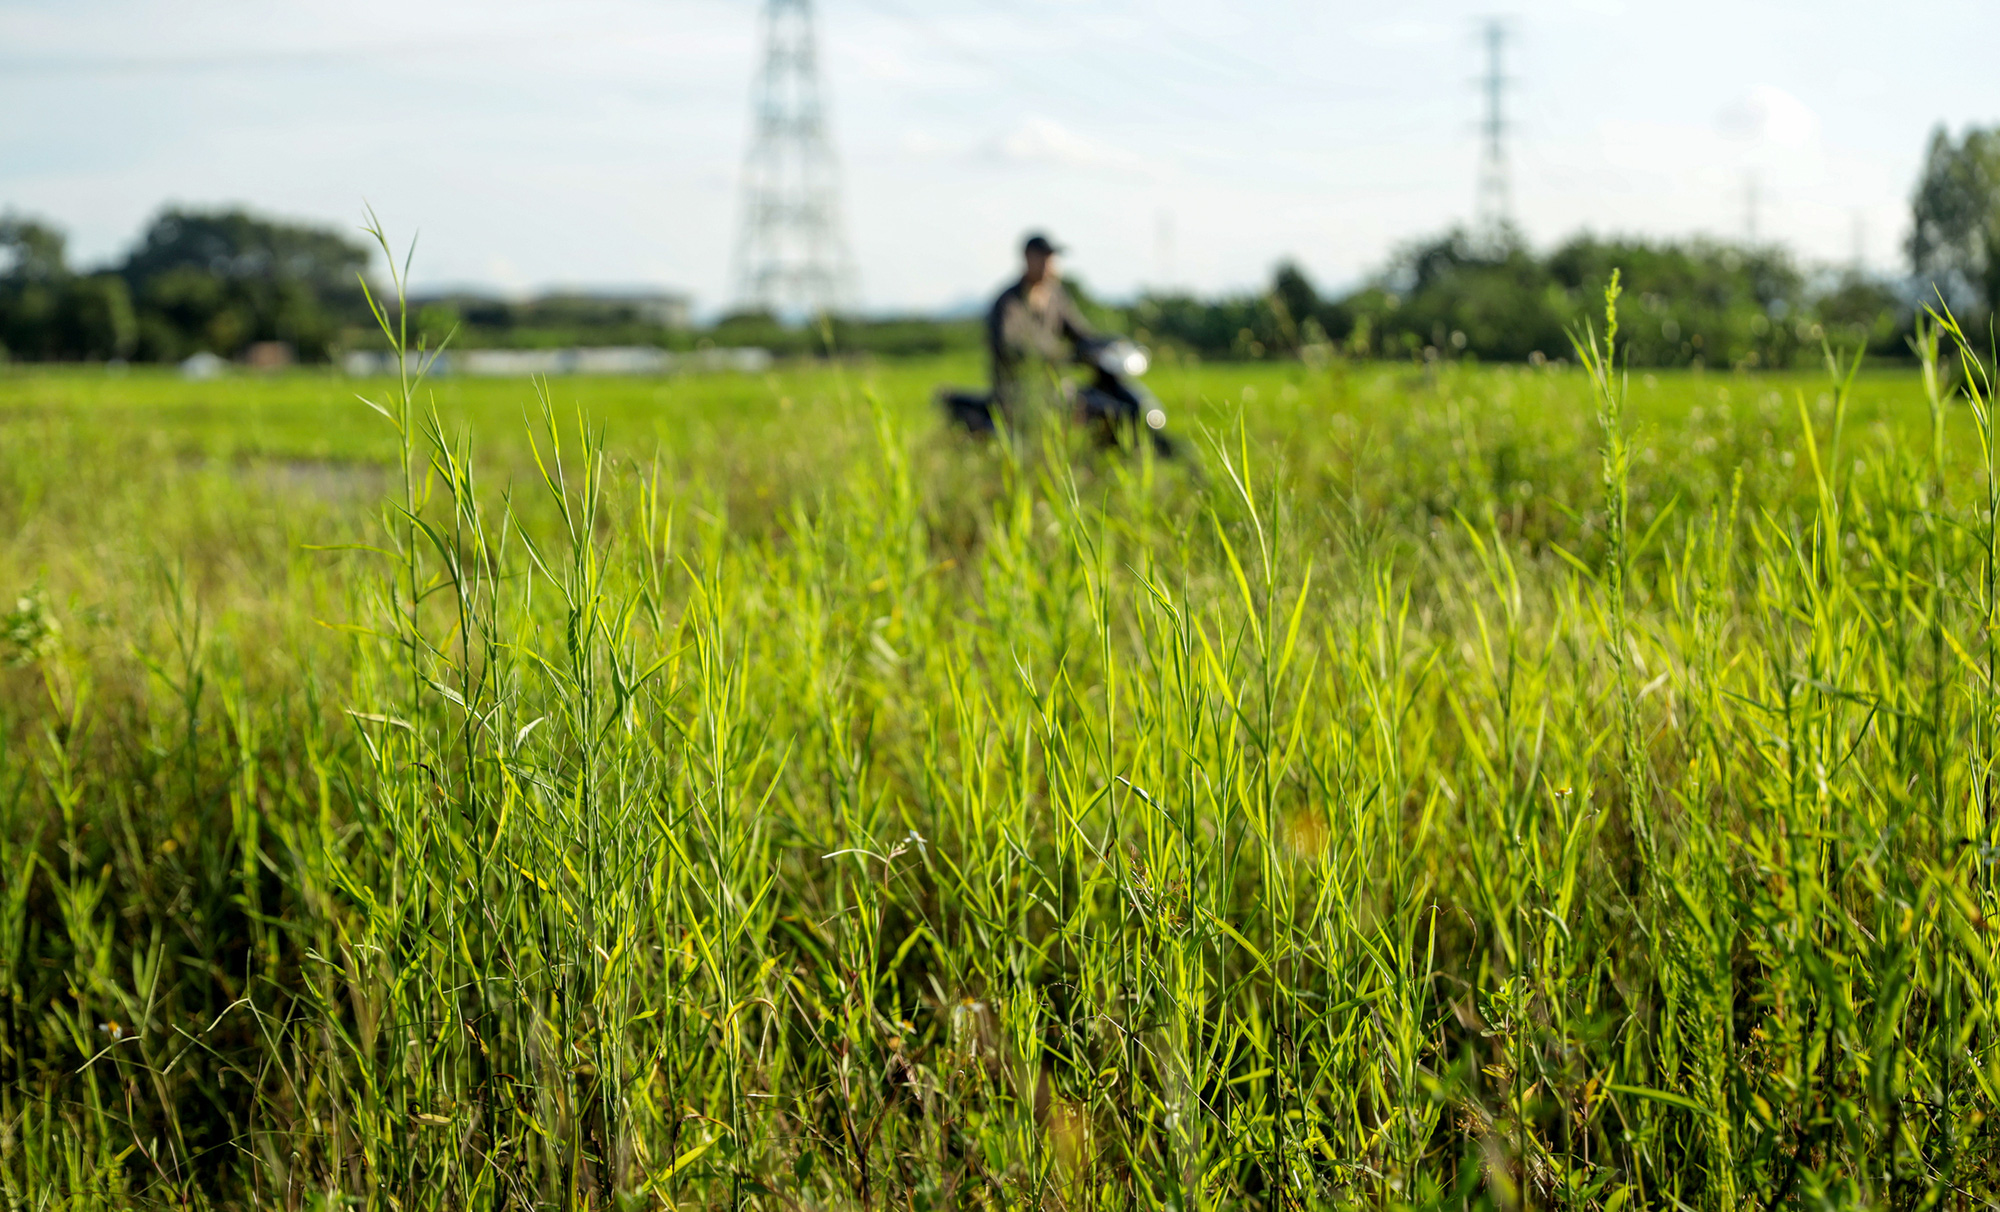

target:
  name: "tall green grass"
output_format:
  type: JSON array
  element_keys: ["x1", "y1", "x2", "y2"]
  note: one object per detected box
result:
[{"x1": 1, "y1": 258, "x2": 1996, "y2": 1208}]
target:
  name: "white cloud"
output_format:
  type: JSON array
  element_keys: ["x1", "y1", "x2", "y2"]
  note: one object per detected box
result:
[
  {"x1": 1834, "y1": 66, "x2": 1889, "y2": 100},
  {"x1": 1358, "y1": 19, "x2": 1451, "y2": 46},
  {"x1": 986, "y1": 117, "x2": 1158, "y2": 176},
  {"x1": 1718, "y1": 85, "x2": 1820, "y2": 148},
  {"x1": 899, "y1": 129, "x2": 959, "y2": 158}
]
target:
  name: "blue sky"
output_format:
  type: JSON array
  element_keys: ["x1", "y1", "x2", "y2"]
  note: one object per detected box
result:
[{"x1": 2, "y1": 0, "x2": 1993, "y2": 313}]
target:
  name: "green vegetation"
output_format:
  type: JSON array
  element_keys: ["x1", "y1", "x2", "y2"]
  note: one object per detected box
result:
[
  {"x1": 0, "y1": 209, "x2": 373, "y2": 364},
  {"x1": 0, "y1": 206, "x2": 1000, "y2": 366},
  {"x1": 1136, "y1": 235, "x2": 1906, "y2": 370},
  {"x1": 1910, "y1": 123, "x2": 2000, "y2": 318},
  {"x1": 409, "y1": 293, "x2": 684, "y2": 353},
  {"x1": 15, "y1": 108, "x2": 2000, "y2": 372},
  {"x1": 0, "y1": 217, "x2": 141, "y2": 364},
  {"x1": 17, "y1": 106, "x2": 2000, "y2": 373},
  {"x1": 0, "y1": 170, "x2": 1956, "y2": 371},
  {"x1": 1, "y1": 261, "x2": 1998, "y2": 1207},
  {"x1": 704, "y1": 311, "x2": 986, "y2": 361}
]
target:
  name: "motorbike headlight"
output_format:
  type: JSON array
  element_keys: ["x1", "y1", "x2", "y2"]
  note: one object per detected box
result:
[
  {"x1": 1123, "y1": 348, "x2": 1150, "y2": 376},
  {"x1": 1145, "y1": 408, "x2": 1166, "y2": 430}
]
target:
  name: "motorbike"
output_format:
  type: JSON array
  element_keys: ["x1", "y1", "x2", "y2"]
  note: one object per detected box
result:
[{"x1": 937, "y1": 336, "x2": 1178, "y2": 458}]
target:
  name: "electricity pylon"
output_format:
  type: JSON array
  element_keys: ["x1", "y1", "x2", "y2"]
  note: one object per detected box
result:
[
  {"x1": 732, "y1": 0, "x2": 856, "y2": 317},
  {"x1": 1475, "y1": 18, "x2": 1513, "y2": 249}
]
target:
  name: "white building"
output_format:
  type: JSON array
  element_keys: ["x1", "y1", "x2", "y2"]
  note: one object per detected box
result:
[{"x1": 340, "y1": 346, "x2": 771, "y2": 378}]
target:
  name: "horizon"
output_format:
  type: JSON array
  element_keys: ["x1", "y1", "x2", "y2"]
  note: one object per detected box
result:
[{"x1": 14, "y1": 212, "x2": 1930, "y2": 327}]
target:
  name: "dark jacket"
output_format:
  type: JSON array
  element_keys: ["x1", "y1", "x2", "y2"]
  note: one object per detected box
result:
[{"x1": 987, "y1": 276, "x2": 1092, "y2": 401}]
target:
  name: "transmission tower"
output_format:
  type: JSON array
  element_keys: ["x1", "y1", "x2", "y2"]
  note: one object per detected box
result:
[
  {"x1": 733, "y1": 0, "x2": 855, "y2": 316},
  {"x1": 1474, "y1": 19, "x2": 1513, "y2": 247}
]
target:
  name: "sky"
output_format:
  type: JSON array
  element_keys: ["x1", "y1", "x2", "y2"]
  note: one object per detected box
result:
[{"x1": 1, "y1": 0, "x2": 1994, "y2": 314}]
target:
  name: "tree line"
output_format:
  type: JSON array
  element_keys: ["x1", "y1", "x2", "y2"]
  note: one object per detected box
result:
[
  {"x1": 1133, "y1": 233, "x2": 1903, "y2": 370},
  {"x1": 1132, "y1": 123, "x2": 1998, "y2": 368},
  {"x1": 4, "y1": 123, "x2": 1997, "y2": 367},
  {"x1": 0, "y1": 210, "x2": 370, "y2": 363}
]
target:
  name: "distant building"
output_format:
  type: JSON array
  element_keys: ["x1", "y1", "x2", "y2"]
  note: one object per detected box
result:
[
  {"x1": 540, "y1": 289, "x2": 693, "y2": 331},
  {"x1": 243, "y1": 340, "x2": 294, "y2": 370},
  {"x1": 344, "y1": 286, "x2": 721, "y2": 377},
  {"x1": 639, "y1": 295, "x2": 691, "y2": 330},
  {"x1": 180, "y1": 351, "x2": 228, "y2": 380},
  {"x1": 340, "y1": 346, "x2": 771, "y2": 379},
  {"x1": 408, "y1": 287, "x2": 693, "y2": 336}
]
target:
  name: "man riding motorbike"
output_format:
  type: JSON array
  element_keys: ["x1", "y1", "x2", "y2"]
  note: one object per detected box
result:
[
  {"x1": 938, "y1": 232, "x2": 1176, "y2": 457},
  {"x1": 986, "y1": 232, "x2": 1092, "y2": 432}
]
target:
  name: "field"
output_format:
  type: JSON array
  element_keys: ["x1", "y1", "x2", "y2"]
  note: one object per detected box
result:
[{"x1": 1, "y1": 307, "x2": 1997, "y2": 1209}]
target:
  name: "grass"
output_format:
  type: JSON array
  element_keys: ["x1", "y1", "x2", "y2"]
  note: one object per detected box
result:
[{"x1": 0, "y1": 272, "x2": 1996, "y2": 1209}]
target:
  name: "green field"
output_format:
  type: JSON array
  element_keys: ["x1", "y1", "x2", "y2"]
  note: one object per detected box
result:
[{"x1": 2, "y1": 324, "x2": 1997, "y2": 1208}]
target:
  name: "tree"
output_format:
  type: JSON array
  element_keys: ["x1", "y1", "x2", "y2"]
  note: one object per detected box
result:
[
  {"x1": 0, "y1": 216, "x2": 135, "y2": 361},
  {"x1": 1547, "y1": 236, "x2": 1807, "y2": 368},
  {"x1": 134, "y1": 267, "x2": 246, "y2": 361},
  {"x1": 1365, "y1": 227, "x2": 1566, "y2": 361},
  {"x1": 1908, "y1": 124, "x2": 2000, "y2": 316},
  {"x1": 0, "y1": 218, "x2": 64, "y2": 359},
  {"x1": 1816, "y1": 271, "x2": 1903, "y2": 356},
  {"x1": 120, "y1": 208, "x2": 369, "y2": 293},
  {"x1": 0, "y1": 216, "x2": 68, "y2": 283},
  {"x1": 1267, "y1": 261, "x2": 1319, "y2": 350},
  {"x1": 119, "y1": 207, "x2": 372, "y2": 359},
  {"x1": 56, "y1": 276, "x2": 138, "y2": 360}
]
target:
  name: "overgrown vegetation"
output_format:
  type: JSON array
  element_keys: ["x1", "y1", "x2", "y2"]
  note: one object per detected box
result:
[{"x1": 2, "y1": 248, "x2": 1997, "y2": 1207}]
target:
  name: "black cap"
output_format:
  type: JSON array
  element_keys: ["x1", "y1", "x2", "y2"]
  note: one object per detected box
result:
[{"x1": 1023, "y1": 233, "x2": 1062, "y2": 257}]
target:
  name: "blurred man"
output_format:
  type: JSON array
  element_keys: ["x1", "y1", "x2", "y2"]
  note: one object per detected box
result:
[{"x1": 987, "y1": 233, "x2": 1093, "y2": 428}]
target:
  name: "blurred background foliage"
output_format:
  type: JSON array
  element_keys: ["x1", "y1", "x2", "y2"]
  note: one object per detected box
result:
[
  {"x1": 2, "y1": 122, "x2": 1997, "y2": 368},
  {"x1": 1134, "y1": 232, "x2": 1903, "y2": 371}
]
